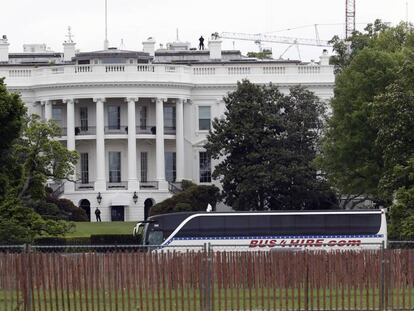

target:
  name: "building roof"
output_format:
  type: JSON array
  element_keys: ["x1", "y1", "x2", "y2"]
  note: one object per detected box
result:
[{"x1": 74, "y1": 49, "x2": 151, "y2": 61}]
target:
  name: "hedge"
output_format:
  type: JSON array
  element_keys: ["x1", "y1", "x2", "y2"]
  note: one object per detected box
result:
[{"x1": 33, "y1": 234, "x2": 141, "y2": 245}]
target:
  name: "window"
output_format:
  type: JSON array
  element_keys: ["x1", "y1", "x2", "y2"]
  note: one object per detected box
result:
[
  {"x1": 80, "y1": 107, "x2": 88, "y2": 131},
  {"x1": 199, "y1": 152, "x2": 211, "y2": 183},
  {"x1": 173, "y1": 213, "x2": 382, "y2": 239},
  {"x1": 108, "y1": 106, "x2": 120, "y2": 130},
  {"x1": 52, "y1": 107, "x2": 63, "y2": 126},
  {"x1": 109, "y1": 152, "x2": 121, "y2": 182},
  {"x1": 198, "y1": 106, "x2": 211, "y2": 130},
  {"x1": 165, "y1": 152, "x2": 176, "y2": 182},
  {"x1": 164, "y1": 106, "x2": 176, "y2": 129},
  {"x1": 80, "y1": 153, "x2": 89, "y2": 184},
  {"x1": 140, "y1": 106, "x2": 147, "y2": 129},
  {"x1": 140, "y1": 152, "x2": 148, "y2": 182}
]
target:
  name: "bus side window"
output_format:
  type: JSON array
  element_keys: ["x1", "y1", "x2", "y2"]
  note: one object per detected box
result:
[
  {"x1": 348, "y1": 214, "x2": 381, "y2": 234},
  {"x1": 274, "y1": 215, "x2": 297, "y2": 235},
  {"x1": 199, "y1": 216, "x2": 225, "y2": 237},
  {"x1": 249, "y1": 215, "x2": 271, "y2": 236},
  {"x1": 176, "y1": 217, "x2": 201, "y2": 237},
  {"x1": 324, "y1": 214, "x2": 349, "y2": 234},
  {"x1": 225, "y1": 216, "x2": 249, "y2": 237}
]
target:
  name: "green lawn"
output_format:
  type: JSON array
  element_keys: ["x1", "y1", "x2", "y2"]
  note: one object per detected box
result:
[{"x1": 65, "y1": 221, "x2": 137, "y2": 237}]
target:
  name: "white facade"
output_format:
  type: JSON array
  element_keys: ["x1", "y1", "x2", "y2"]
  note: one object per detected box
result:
[{"x1": 0, "y1": 35, "x2": 335, "y2": 222}]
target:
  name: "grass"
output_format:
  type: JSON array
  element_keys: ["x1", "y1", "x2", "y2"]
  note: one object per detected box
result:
[
  {"x1": 1, "y1": 287, "x2": 414, "y2": 310},
  {"x1": 64, "y1": 221, "x2": 137, "y2": 237}
]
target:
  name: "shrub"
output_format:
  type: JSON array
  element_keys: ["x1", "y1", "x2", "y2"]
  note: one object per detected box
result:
[
  {"x1": 34, "y1": 236, "x2": 91, "y2": 245},
  {"x1": 150, "y1": 184, "x2": 220, "y2": 216},
  {"x1": 175, "y1": 203, "x2": 192, "y2": 211},
  {"x1": 90, "y1": 234, "x2": 140, "y2": 245},
  {"x1": 181, "y1": 179, "x2": 196, "y2": 190},
  {"x1": 46, "y1": 195, "x2": 88, "y2": 221}
]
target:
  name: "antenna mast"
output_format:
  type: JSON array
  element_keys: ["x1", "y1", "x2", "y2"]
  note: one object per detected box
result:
[
  {"x1": 407, "y1": 1, "x2": 409, "y2": 26},
  {"x1": 104, "y1": 0, "x2": 109, "y2": 49},
  {"x1": 345, "y1": 0, "x2": 356, "y2": 39}
]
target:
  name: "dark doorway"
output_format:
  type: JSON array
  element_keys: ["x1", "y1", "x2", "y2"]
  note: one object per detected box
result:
[
  {"x1": 144, "y1": 198, "x2": 154, "y2": 220},
  {"x1": 79, "y1": 199, "x2": 91, "y2": 221},
  {"x1": 111, "y1": 206, "x2": 125, "y2": 221}
]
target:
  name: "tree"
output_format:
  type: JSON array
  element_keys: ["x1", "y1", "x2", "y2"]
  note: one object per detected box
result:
[
  {"x1": 0, "y1": 82, "x2": 79, "y2": 243},
  {"x1": 329, "y1": 19, "x2": 390, "y2": 73},
  {"x1": 247, "y1": 50, "x2": 273, "y2": 59},
  {"x1": 205, "y1": 80, "x2": 336, "y2": 211},
  {"x1": 0, "y1": 78, "x2": 26, "y2": 200},
  {"x1": 14, "y1": 115, "x2": 79, "y2": 201},
  {"x1": 318, "y1": 22, "x2": 414, "y2": 208}
]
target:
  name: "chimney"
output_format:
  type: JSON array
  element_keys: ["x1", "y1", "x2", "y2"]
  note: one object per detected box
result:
[
  {"x1": 143, "y1": 37, "x2": 156, "y2": 57},
  {"x1": 63, "y1": 27, "x2": 76, "y2": 62},
  {"x1": 0, "y1": 35, "x2": 9, "y2": 63},
  {"x1": 63, "y1": 41, "x2": 76, "y2": 62},
  {"x1": 208, "y1": 36, "x2": 222, "y2": 60},
  {"x1": 319, "y1": 49, "x2": 330, "y2": 66}
]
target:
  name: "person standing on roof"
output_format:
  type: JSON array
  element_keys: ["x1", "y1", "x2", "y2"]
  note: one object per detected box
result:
[{"x1": 199, "y1": 36, "x2": 205, "y2": 50}]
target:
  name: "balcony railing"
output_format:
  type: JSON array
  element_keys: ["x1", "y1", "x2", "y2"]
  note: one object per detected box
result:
[
  {"x1": 2, "y1": 63, "x2": 334, "y2": 91},
  {"x1": 164, "y1": 126, "x2": 176, "y2": 135},
  {"x1": 168, "y1": 181, "x2": 183, "y2": 194},
  {"x1": 104, "y1": 126, "x2": 128, "y2": 135},
  {"x1": 75, "y1": 126, "x2": 96, "y2": 135},
  {"x1": 48, "y1": 181, "x2": 65, "y2": 197},
  {"x1": 58, "y1": 126, "x2": 175, "y2": 136},
  {"x1": 135, "y1": 126, "x2": 176, "y2": 135},
  {"x1": 136, "y1": 126, "x2": 156, "y2": 135},
  {"x1": 75, "y1": 182, "x2": 94, "y2": 191},
  {"x1": 107, "y1": 181, "x2": 128, "y2": 190},
  {"x1": 140, "y1": 181, "x2": 159, "y2": 190}
]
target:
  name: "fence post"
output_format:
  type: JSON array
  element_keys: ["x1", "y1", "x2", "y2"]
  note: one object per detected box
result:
[
  {"x1": 380, "y1": 241, "x2": 385, "y2": 311},
  {"x1": 304, "y1": 251, "x2": 309, "y2": 311},
  {"x1": 24, "y1": 244, "x2": 34, "y2": 311},
  {"x1": 201, "y1": 243, "x2": 213, "y2": 311}
]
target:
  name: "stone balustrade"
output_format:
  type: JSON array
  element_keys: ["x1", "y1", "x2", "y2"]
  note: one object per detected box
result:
[{"x1": 0, "y1": 62, "x2": 334, "y2": 88}]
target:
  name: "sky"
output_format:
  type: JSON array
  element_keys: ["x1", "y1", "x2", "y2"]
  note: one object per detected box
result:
[{"x1": 0, "y1": 0, "x2": 411, "y2": 61}]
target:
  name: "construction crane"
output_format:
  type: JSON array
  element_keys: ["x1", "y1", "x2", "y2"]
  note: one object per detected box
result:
[
  {"x1": 219, "y1": 31, "x2": 331, "y2": 60},
  {"x1": 220, "y1": 32, "x2": 331, "y2": 49},
  {"x1": 345, "y1": 0, "x2": 356, "y2": 38}
]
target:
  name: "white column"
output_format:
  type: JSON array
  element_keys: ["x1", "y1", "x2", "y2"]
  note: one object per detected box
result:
[
  {"x1": 44, "y1": 100, "x2": 52, "y2": 120},
  {"x1": 127, "y1": 97, "x2": 139, "y2": 190},
  {"x1": 155, "y1": 98, "x2": 167, "y2": 189},
  {"x1": 94, "y1": 97, "x2": 106, "y2": 191},
  {"x1": 176, "y1": 98, "x2": 185, "y2": 181},
  {"x1": 64, "y1": 98, "x2": 76, "y2": 192}
]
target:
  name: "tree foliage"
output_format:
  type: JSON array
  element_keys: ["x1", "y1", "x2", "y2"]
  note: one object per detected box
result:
[
  {"x1": 318, "y1": 21, "x2": 414, "y2": 236},
  {"x1": 0, "y1": 80, "x2": 79, "y2": 244},
  {"x1": 318, "y1": 22, "x2": 414, "y2": 206},
  {"x1": 205, "y1": 80, "x2": 337, "y2": 211},
  {"x1": 150, "y1": 181, "x2": 220, "y2": 216},
  {"x1": 0, "y1": 78, "x2": 26, "y2": 200},
  {"x1": 15, "y1": 115, "x2": 79, "y2": 201},
  {"x1": 247, "y1": 50, "x2": 273, "y2": 59}
]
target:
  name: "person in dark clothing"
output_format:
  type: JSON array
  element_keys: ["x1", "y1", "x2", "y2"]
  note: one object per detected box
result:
[
  {"x1": 199, "y1": 36, "x2": 205, "y2": 50},
  {"x1": 95, "y1": 208, "x2": 102, "y2": 222}
]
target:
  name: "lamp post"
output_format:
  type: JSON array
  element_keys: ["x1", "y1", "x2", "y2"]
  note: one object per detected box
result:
[
  {"x1": 133, "y1": 191, "x2": 138, "y2": 204},
  {"x1": 97, "y1": 192, "x2": 102, "y2": 205}
]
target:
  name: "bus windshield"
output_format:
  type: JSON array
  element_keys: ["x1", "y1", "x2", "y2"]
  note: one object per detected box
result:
[{"x1": 147, "y1": 230, "x2": 164, "y2": 245}]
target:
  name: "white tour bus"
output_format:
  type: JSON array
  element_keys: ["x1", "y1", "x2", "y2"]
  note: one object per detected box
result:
[{"x1": 133, "y1": 209, "x2": 387, "y2": 251}]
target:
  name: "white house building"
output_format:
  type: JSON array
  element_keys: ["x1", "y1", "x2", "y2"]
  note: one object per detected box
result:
[{"x1": 0, "y1": 33, "x2": 335, "y2": 222}]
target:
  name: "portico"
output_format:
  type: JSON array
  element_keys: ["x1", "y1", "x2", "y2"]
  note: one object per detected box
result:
[{"x1": 43, "y1": 96, "x2": 187, "y2": 194}]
